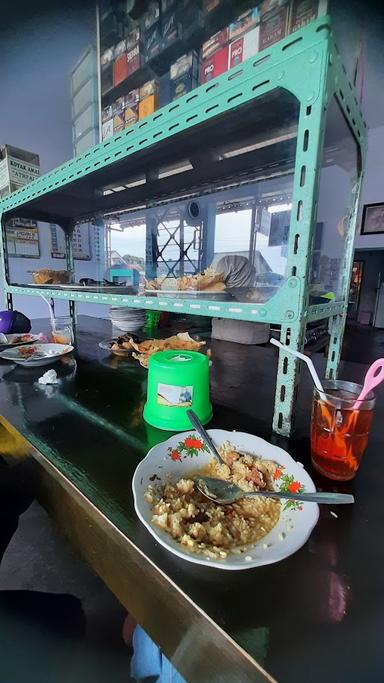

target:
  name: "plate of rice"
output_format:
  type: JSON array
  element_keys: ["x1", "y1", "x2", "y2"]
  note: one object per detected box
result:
[{"x1": 132, "y1": 430, "x2": 319, "y2": 570}]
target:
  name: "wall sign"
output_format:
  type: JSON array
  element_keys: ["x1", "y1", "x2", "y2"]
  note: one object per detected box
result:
[
  {"x1": 5, "y1": 222, "x2": 40, "y2": 258},
  {"x1": 361, "y1": 203, "x2": 384, "y2": 235}
]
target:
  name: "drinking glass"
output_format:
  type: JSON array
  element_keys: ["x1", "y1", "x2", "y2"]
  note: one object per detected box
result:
[
  {"x1": 311, "y1": 379, "x2": 375, "y2": 481},
  {"x1": 51, "y1": 316, "x2": 74, "y2": 345}
]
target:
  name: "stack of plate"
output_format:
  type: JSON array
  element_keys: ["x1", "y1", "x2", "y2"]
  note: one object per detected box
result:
[{"x1": 109, "y1": 307, "x2": 146, "y2": 332}]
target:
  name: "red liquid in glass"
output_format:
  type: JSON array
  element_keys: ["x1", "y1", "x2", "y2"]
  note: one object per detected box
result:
[{"x1": 311, "y1": 390, "x2": 374, "y2": 480}]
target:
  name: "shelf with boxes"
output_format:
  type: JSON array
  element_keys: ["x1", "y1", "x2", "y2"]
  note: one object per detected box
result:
[
  {"x1": 100, "y1": 0, "x2": 329, "y2": 141},
  {"x1": 0, "y1": 16, "x2": 366, "y2": 434}
]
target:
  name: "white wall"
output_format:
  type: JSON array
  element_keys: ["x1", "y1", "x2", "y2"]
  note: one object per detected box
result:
[{"x1": 354, "y1": 125, "x2": 384, "y2": 250}]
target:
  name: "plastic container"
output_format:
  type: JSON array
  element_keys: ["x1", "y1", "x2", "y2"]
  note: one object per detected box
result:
[{"x1": 144, "y1": 350, "x2": 212, "y2": 431}]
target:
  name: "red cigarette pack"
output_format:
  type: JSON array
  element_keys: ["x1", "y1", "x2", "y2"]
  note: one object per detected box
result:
[{"x1": 200, "y1": 45, "x2": 229, "y2": 84}]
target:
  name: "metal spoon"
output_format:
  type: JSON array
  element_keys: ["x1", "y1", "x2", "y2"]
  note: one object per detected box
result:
[
  {"x1": 186, "y1": 410, "x2": 226, "y2": 465},
  {"x1": 195, "y1": 476, "x2": 355, "y2": 506}
]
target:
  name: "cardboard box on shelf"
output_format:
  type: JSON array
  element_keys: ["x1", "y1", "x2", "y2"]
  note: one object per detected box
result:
[
  {"x1": 259, "y1": 4, "x2": 289, "y2": 49},
  {"x1": 126, "y1": 42, "x2": 141, "y2": 77},
  {"x1": 229, "y1": 26, "x2": 260, "y2": 68},
  {"x1": 102, "y1": 118, "x2": 114, "y2": 140},
  {"x1": 162, "y1": 10, "x2": 182, "y2": 48},
  {"x1": 124, "y1": 104, "x2": 139, "y2": 126},
  {"x1": 170, "y1": 72, "x2": 198, "y2": 100},
  {"x1": 170, "y1": 51, "x2": 199, "y2": 80},
  {"x1": 229, "y1": 7, "x2": 260, "y2": 41},
  {"x1": 114, "y1": 39, "x2": 127, "y2": 58},
  {"x1": 113, "y1": 53, "x2": 128, "y2": 86},
  {"x1": 101, "y1": 63, "x2": 113, "y2": 94},
  {"x1": 202, "y1": 27, "x2": 228, "y2": 60},
  {"x1": 101, "y1": 105, "x2": 113, "y2": 123},
  {"x1": 139, "y1": 94, "x2": 157, "y2": 119},
  {"x1": 200, "y1": 45, "x2": 229, "y2": 84},
  {"x1": 289, "y1": 0, "x2": 328, "y2": 33},
  {"x1": 143, "y1": 1, "x2": 160, "y2": 30},
  {"x1": 125, "y1": 88, "x2": 140, "y2": 107},
  {"x1": 112, "y1": 96, "x2": 125, "y2": 115},
  {"x1": 113, "y1": 112, "x2": 125, "y2": 133},
  {"x1": 139, "y1": 80, "x2": 159, "y2": 99}
]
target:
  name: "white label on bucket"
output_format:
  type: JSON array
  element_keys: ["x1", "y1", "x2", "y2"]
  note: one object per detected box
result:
[{"x1": 157, "y1": 383, "x2": 193, "y2": 408}]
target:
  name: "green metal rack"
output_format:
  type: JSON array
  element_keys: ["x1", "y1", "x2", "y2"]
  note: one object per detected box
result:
[{"x1": 0, "y1": 16, "x2": 366, "y2": 435}]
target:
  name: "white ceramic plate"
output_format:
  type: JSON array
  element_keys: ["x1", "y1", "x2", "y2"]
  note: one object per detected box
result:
[
  {"x1": 133, "y1": 429, "x2": 319, "y2": 570},
  {"x1": 0, "y1": 343, "x2": 73, "y2": 367}
]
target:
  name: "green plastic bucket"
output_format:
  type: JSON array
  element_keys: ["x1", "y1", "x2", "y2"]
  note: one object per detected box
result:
[{"x1": 143, "y1": 350, "x2": 212, "y2": 431}]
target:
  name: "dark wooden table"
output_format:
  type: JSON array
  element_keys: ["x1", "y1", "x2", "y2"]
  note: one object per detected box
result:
[{"x1": 0, "y1": 316, "x2": 382, "y2": 682}]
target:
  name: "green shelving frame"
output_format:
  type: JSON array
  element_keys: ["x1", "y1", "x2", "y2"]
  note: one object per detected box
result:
[{"x1": 0, "y1": 16, "x2": 366, "y2": 435}]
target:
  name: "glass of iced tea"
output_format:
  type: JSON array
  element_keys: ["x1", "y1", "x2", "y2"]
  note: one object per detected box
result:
[
  {"x1": 311, "y1": 380, "x2": 375, "y2": 481},
  {"x1": 51, "y1": 317, "x2": 74, "y2": 345}
]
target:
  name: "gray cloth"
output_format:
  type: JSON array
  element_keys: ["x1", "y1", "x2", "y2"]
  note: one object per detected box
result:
[
  {"x1": 213, "y1": 256, "x2": 269, "y2": 344},
  {"x1": 216, "y1": 255, "x2": 256, "y2": 289}
]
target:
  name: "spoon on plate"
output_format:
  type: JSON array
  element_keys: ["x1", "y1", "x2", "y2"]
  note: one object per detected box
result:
[
  {"x1": 186, "y1": 410, "x2": 226, "y2": 465},
  {"x1": 195, "y1": 476, "x2": 355, "y2": 506}
]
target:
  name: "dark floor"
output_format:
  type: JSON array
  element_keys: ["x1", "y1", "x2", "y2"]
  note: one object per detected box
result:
[
  {"x1": 343, "y1": 323, "x2": 384, "y2": 364},
  {"x1": 0, "y1": 501, "x2": 133, "y2": 682}
]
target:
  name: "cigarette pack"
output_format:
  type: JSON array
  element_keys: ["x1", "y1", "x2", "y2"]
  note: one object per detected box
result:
[
  {"x1": 161, "y1": 0, "x2": 176, "y2": 10},
  {"x1": 102, "y1": 118, "x2": 114, "y2": 140},
  {"x1": 101, "y1": 105, "x2": 113, "y2": 123},
  {"x1": 162, "y1": 10, "x2": 182, "y2": 48},
  {"x1": 126, "y1": 42, "x2": 141, "y2": 77},
  {"x1": 126, "y1": 26, "x2": 140, "y2": 50},
  {"x1": 125, "y1": 88, "x2": 140, "y2": 108},
  {"x1": 200, "y1": 45, "x2": 229, "y2": 84},
  {"x1": 143, "y1": 1, "x2": 160, "y2": 30},
  {"x1": 124, "y1": 105, "x2": 139, "y2": 126},
  {"x1": 114, "y1": 39, "x2": 127, "y2": 58},
  {"x1": 101, "y1": 47, "x2": 114, "y2": 67},
  {"x1": 139, "y1": 94, "x2": 157, "y2": 119},
  {"x1": 170, "y1": 72, "x2": 198, "y2": 100},
  {"x1": 113, "y1": 53, "x2": 128, "y2": 86},
  {"x1": 202, "y1": 0, "x2": 220, "y2": 12},
  {"x1": 113, "y1": 112, "x2": 125, "y2": 133},
  {"x1": 112, "y1": 96, "x2": 125, "y2": 115},
  {"x1": 259, "y1": 5, "x2": 289, "y2": 49},
  {"x1": 139, "y1": 80, "x2": 159, "y2": 99},
  {"x1": 229, "y1": 8, "x2": 260, "y2": 41},
  {"x1": 229, "y1": 26, "x2": 260, "y2": 68},
  {"x1": 202, "y1": 27, "x2": 228, "y2": 60},
  {"x1": 289, "y1": 0, "x2": 328, "y2": 33},
  {"x1": 101, "y1": 63, "x2": 113, "y2": 94},
  {"x1": 144, "y1": 21, "x2": 162, "y2": 60},
  {"x1": 170, "y1": 51, "x2": 199, "y2": 80},
  {"x1": 260, "y1": 0, "x2": 287, "y2": 17}
]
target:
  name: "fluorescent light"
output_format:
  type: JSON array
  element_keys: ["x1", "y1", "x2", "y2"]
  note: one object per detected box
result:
[{"x1": 267, "y1": 203, "x2": 292, "y2": 214}]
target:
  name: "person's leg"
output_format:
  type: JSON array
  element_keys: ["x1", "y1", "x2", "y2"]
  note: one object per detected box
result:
[
  {"x1": 0, "y1": 456, "x2": 36, "y2": 563},
  {"x1": 130, "y1": 625, "x2": 187, "y2": 683}
]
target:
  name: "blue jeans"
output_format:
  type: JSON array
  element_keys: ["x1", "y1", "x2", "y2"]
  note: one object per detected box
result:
[{"x1": 131, "y1": 626, "x2": 186, "y2": 683}]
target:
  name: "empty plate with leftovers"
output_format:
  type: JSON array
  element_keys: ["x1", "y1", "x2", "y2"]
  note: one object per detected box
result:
[{"x1": 133, "y1": 429, "x2": 319, "y2": 570}]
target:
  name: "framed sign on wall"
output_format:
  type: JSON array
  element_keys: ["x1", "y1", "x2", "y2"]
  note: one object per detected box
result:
[{"x1": 361, "y1": 203, "x2": 384, "y2": 235}]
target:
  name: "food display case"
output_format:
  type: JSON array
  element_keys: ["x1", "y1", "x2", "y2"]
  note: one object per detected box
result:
[{"x1": 0, "y1": 17, "x2": 366, "y2": 435}]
